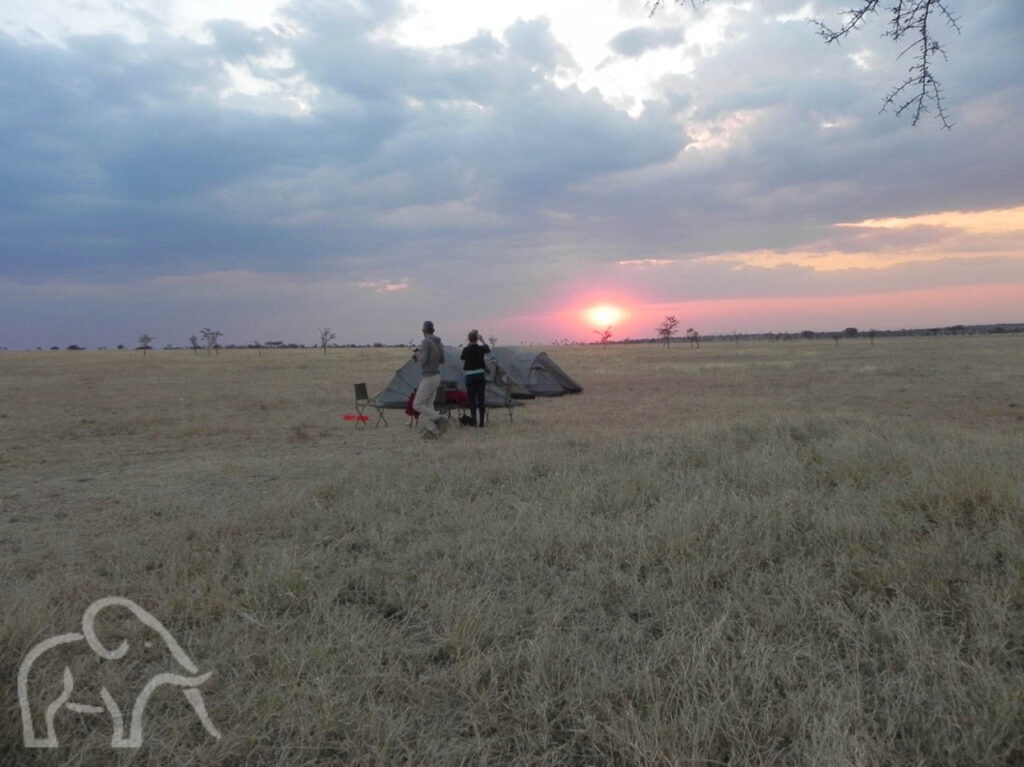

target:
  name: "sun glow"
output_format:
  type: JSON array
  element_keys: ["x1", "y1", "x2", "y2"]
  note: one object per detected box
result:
[{"x1": 585, "y1": 304, "x2": 623, "y2": 328}]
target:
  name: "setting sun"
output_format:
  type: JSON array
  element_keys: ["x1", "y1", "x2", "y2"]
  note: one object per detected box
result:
[{"x1": 585, "y1": 304, "x2": 623, "y2": 328}]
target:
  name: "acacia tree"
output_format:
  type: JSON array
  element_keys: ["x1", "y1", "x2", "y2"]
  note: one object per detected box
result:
[
  {"x1": 138, "y1": 334, "x2": 154, "y2": 356},
  {"x1": 652, "y1": 0, "x2": 961, "y2": 128},
  {"x1": 594, "y1": 326, "x2": 613, "y2": 348},
  {"x1": 686, "y1": 327, "x2": 701, "y2": 348},
  {"x1": 189, "y1": 334, "x2": 200, "y2": 355},
  {"x1": 318, "y1": 328, "x2": 336, "y2": 355},
  {"x1": 200, "y1": 328, "x2": 222, "y2": 356},
  {"x1": 657, "y1": 315, "x2": 680, "y2": 349}
]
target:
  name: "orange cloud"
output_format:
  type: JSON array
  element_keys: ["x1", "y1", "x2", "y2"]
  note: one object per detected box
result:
[
  {"x1": 698, "y1": 250, "x2": 928, "y2": 271},
  {"x1": 838, "y1": 205, "x2": 1024, "y2": 234}
]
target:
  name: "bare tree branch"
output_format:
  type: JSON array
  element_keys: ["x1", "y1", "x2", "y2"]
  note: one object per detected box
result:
[
  {"x1": 651, "y1": 1, "x2": 962, "y2": 127},
  {"x1": 814, "y1": 1, "x2": 961, "y2": 128}
]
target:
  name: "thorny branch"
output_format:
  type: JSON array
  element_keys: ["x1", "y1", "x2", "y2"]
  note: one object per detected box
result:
[{"x1": 650, "y1": 1, "x2": 962, "y2": 128}]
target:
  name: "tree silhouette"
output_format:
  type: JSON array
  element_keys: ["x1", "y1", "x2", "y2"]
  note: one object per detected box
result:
[
  {"x1": 657, "y1": 315, "x2": 679, "y2": 349},
  {"x1": 318, "y1": 328, "x2": 336, "y2": 355},
  {"x1": 594, "y1": 326, "x2": 613, "y2": 348},
  {"x1": 137, "y1": 334, "x2": 154, "y2": 356},
  {"x1": 200, "y1": 328, "x2": 222, "y2": 356}
]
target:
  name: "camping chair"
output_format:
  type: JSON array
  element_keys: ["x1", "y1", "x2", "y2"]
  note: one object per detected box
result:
[
  {"x1": 486, "y1": 369, "x2": 516, "y2": 425},
  {"x1": 435, "y1": 380, "x2": 464, "y2": 421},
  {"x1": 353, "y1": 383, "x2": 387, "y2": 428}
]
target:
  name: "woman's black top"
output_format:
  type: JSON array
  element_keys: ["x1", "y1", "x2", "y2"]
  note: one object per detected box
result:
[{"x1": 461, "y1": 343, "x2": 491, "y2": 374}]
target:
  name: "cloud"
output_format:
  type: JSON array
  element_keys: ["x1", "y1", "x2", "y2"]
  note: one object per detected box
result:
[
  {"x1": 0, "y1": 5, "x2": 683, "y2": 288},
  {"x1": 358, "y1": 279, "x2": 409, "y2": 293},
  {"x1": 608, "y1": 26, "x2": 684, "y2": 58},
  {"x1": 1, "y1": 0, "x2": 1023, "y2": 347},
  {"x1": 838, "y1": 206, "x2": 1024, "y2": 234},
  {"x1": 617, "y1": 258, "x2": 677, "y2": 267},
  {"x1": 503, "y1": 18, "x2": 574, "y2": 73}
]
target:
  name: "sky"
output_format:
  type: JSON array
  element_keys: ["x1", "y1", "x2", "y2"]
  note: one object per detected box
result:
[{"x1": 1, "y1": 0, "x2": 1022, "y2": 349}]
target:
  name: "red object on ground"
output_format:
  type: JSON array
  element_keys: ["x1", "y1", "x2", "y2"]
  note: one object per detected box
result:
[{"x1": 343, "y1": 414, "x2": 369, "y2": 422}]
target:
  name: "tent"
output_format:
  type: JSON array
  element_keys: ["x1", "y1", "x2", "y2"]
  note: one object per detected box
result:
[
  {"x1": 373, "y1": 346, "x2": 518, "y2": 409},
  {"x1": 373, "y1": 346, "x2": 582, "y2": 408},
  {"x1": 485, "y1": 347, "x2": 583, "y2": 397}
]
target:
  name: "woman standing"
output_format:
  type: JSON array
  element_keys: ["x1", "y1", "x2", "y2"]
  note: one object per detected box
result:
[{"x1": 460, "y1": 330, "x2": 490, "y2": 427}]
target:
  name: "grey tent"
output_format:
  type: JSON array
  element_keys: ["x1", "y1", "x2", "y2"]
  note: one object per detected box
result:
[
  {"x1": 373, "y1": 346, "x2": 581, "y2": 408},
  {"x1": 485, "y1": 347, "x2": 583, "y2": 397},
  {"x1": 373, "y1": 346, "x2": 521, "y2": 409}
]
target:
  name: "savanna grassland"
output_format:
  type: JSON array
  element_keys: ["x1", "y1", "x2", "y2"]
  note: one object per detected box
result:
[{"x1": 2, "y1": 336, "x2": 1023, "y2": 766}]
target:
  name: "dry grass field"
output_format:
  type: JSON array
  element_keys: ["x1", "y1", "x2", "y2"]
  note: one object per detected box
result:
[{"x1": 2, "y1": 335, "x2": 1023, "y2": 765}]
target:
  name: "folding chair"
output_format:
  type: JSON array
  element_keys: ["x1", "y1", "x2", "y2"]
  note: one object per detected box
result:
[
  {"x1": 353, "y1": 383, "x2": 387, "y2": 428},
  {"x1": 435, "y1": 380, "x2": 461, "y2": 422},
  {"x1": 486, "y1": 371, "x2": 516, "y2": 425}
]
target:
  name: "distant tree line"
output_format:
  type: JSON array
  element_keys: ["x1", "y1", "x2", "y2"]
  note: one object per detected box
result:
[{"x1": 22, "y1": 321, "x2": 1022, "y2": 352}]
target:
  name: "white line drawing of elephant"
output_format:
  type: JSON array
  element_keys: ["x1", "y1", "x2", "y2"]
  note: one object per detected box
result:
[{"x1": 18, "y1": 596, "x2": 221, "y2": 749}]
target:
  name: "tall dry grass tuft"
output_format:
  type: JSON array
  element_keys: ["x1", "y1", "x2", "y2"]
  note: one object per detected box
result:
[{"x1": 1, "y1": 338, "x2": 1022, "y2": 764}]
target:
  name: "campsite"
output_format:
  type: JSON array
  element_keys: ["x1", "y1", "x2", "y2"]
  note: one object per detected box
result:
[
  {"x1": 372, "y1": 346, "x2": 583, "y2": 421},
  {"x1": 2, "y1": 335, "x2": 1022, "y2": 764}
]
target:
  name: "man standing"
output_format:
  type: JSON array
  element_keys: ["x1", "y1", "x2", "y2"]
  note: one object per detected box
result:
[{"x1": 413, "y1": 320, "x2": 445, "y2": 438}]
